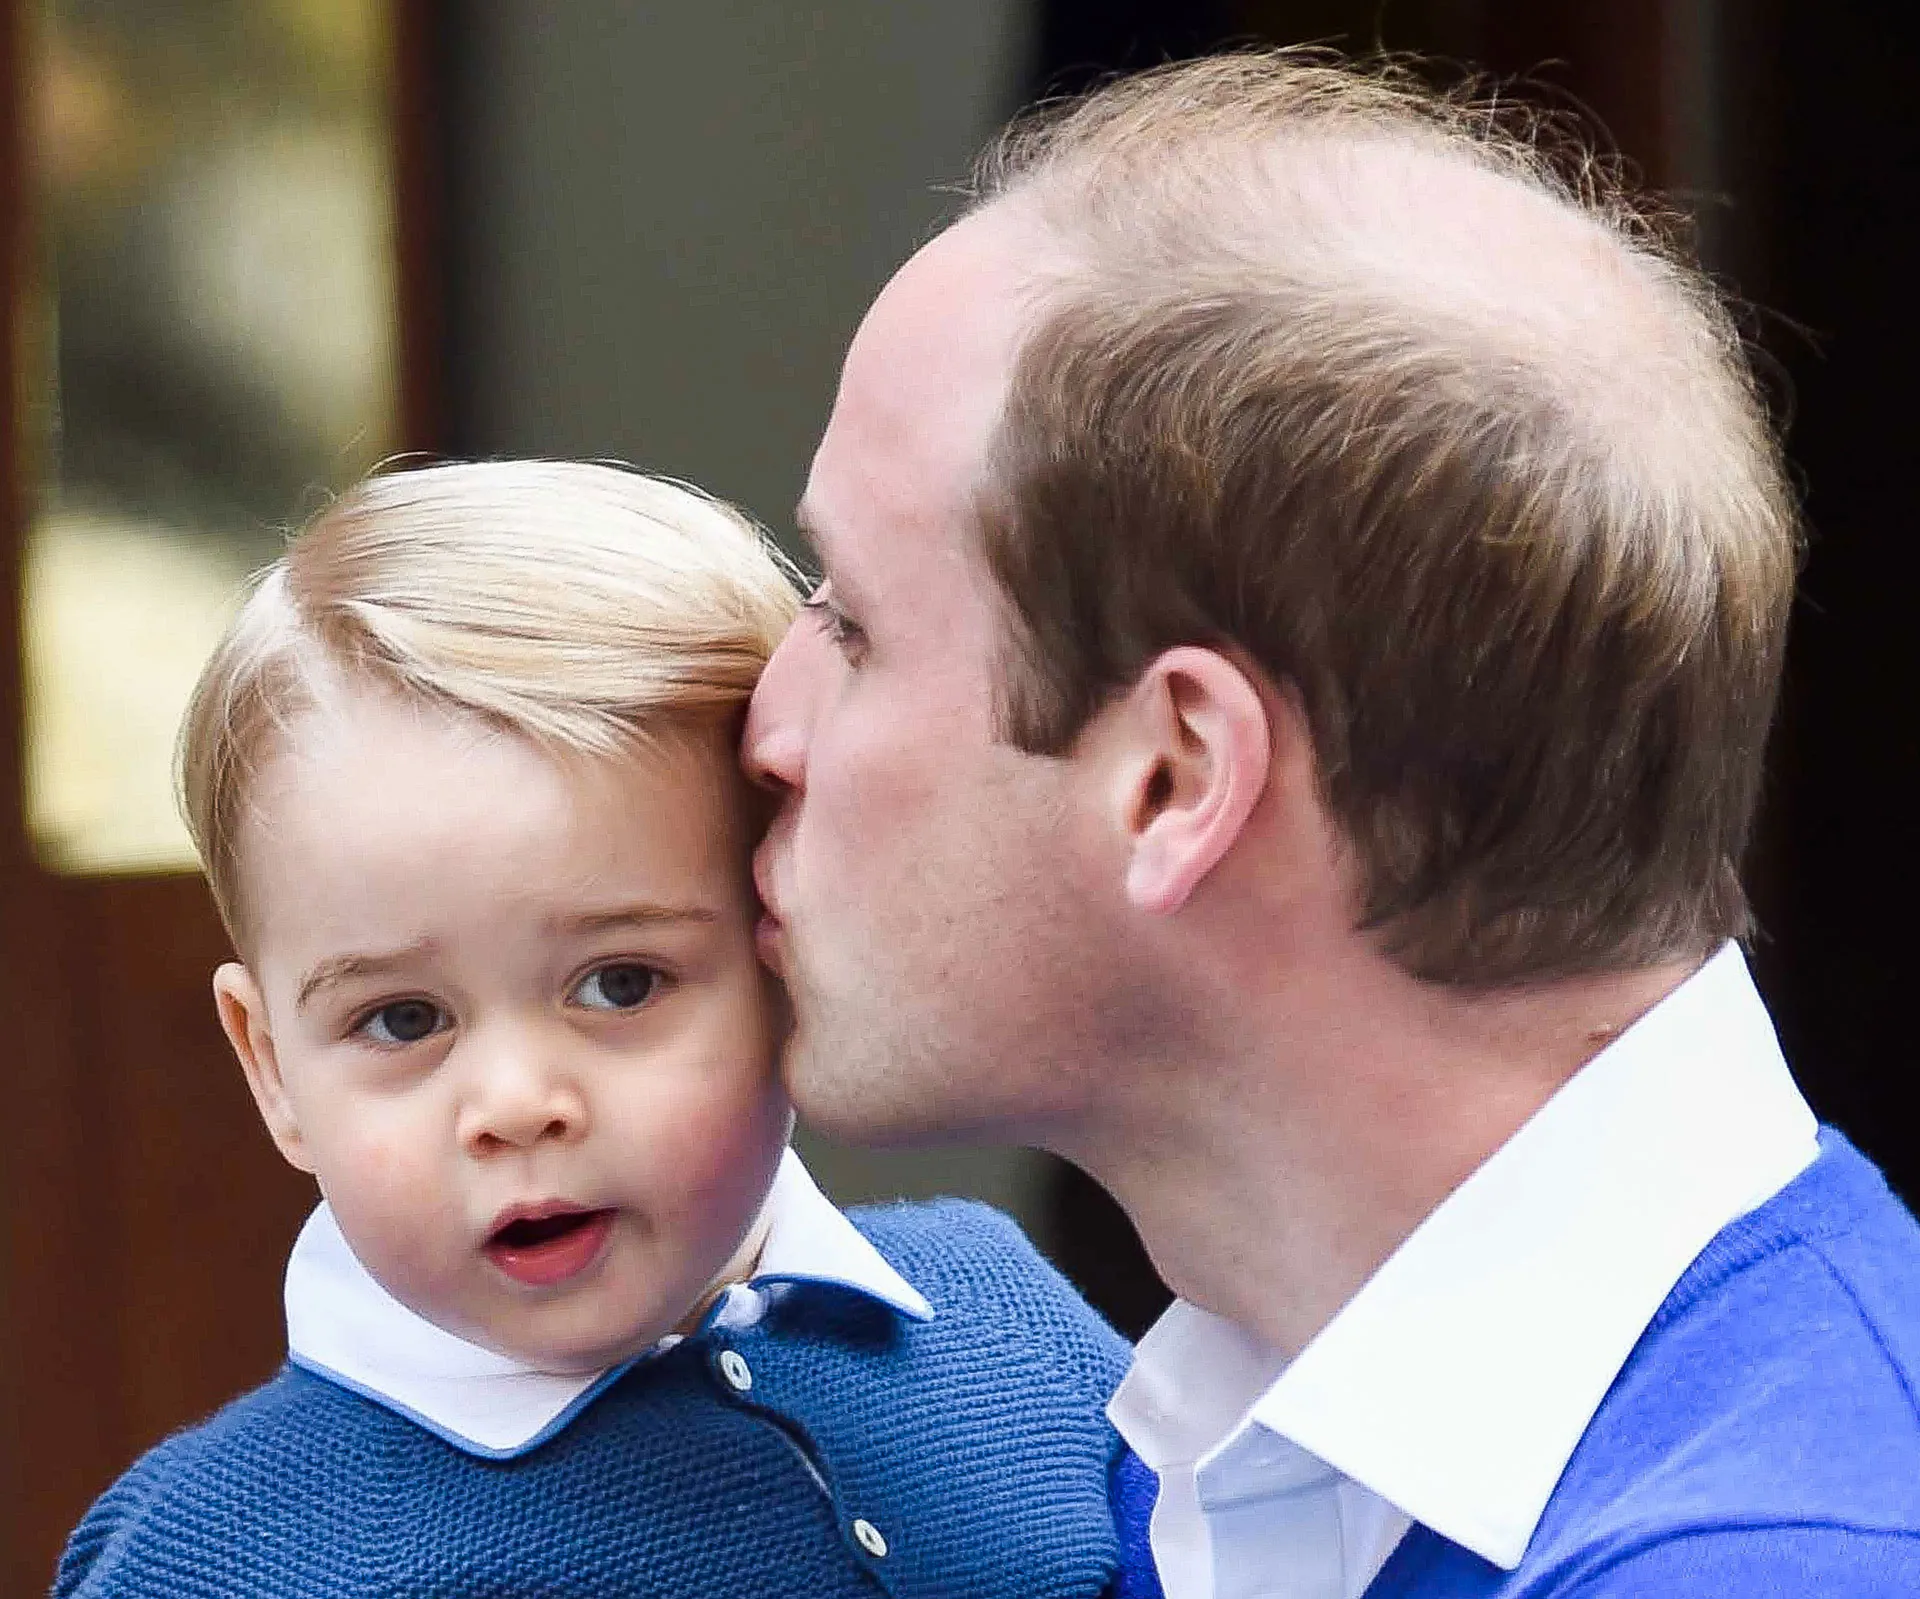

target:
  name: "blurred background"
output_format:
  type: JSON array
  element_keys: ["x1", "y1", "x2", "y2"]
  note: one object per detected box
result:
[{"x1": 3, "y1": 0, "x2": 1915, "y2": 1584}]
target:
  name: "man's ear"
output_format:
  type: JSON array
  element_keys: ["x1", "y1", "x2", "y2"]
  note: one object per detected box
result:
[
  {"x1": 213, "y1": 963, "x2": 314, "y2": 1174},
  {"x1": 1111, "y1": 646, "x2": 1274, "y2": 915}
]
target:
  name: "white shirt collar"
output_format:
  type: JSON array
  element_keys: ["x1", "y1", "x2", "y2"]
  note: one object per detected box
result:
[
  {"x1": 1113, "y1": 941, "x2": 1819, "y2": 1573},
  {"x1": 285, "y1": 1147, "x2": 933, "y2": 1458}
]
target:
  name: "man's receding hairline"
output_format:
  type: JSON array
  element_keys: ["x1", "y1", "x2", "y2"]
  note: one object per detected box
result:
[
  {"x1": 970, "y1": 117, "x2": 1713, "y2": 513},
  {"x1": 992, "y1": 119, "x2": 1661, "y2": 328}
]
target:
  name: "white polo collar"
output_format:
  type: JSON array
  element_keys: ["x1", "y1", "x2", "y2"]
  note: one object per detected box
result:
[
  {"x1": 286, "y1": 1147, "x2": 933, "y2": 1459},
  {"x1": 1113, "y1": 940, "x2": 1819, "y2": 1572}
]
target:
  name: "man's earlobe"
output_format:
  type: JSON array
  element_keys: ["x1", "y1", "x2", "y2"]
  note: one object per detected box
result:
[
  {"x1": 213, "y1": 963, "x2": 314, "y2": 1174},
  {"x1": 1119, "y1": 647, "x2": 1274, "y2": 915}
]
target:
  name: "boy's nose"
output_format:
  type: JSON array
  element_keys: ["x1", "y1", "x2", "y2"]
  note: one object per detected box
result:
[{"x1": 460, "y1": 1045, "x2": 587, "y2": 1154}]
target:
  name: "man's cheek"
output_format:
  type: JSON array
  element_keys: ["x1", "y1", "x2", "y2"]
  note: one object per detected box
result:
[{"x1": 829, "y1": 733, "x2": 948, "y2": 822}]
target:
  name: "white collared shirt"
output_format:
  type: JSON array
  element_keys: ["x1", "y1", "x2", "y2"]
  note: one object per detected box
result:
[
  {"x1": 285, "y1": 1147, "x2": 933, "y2": 1458},
  {"x1": 1109, "y1": 942, "x2": 1821, "y2": 1599}
]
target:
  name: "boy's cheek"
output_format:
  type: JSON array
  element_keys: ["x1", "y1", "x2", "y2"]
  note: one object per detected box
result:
[{"x1": 318, "y1": 1124, "x2": 441, "y2": 1230}]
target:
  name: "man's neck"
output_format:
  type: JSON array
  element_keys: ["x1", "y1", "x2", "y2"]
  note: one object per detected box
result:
[{"x1": 1065, "y1": 949, "x2": 1699, "y2": 1359}]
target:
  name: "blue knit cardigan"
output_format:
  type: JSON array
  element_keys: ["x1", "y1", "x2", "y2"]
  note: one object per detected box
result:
[{"x1": 57, "y1": 1199, "x2": 1158, "y2": 1598}]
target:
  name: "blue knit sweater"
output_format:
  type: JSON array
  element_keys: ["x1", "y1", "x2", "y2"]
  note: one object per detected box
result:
[
  {"x1": 1364, "y1": 1131, "x2": 1920, "y2": 1596},
  {"x1": 56, "y1": 1199, "x2": 1160, "y2": 1598}
]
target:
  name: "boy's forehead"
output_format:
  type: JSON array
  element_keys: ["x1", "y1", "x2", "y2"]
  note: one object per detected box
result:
[{"x1": 236, "y1": 690, "x2": 757, "y2": 952}]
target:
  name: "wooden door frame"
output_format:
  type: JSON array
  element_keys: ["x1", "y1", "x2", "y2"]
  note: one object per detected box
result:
[{"x1": 2, "y1": 5, "x2": 444, "y2": 1585}]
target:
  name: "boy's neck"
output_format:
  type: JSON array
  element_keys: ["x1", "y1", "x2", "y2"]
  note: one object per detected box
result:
[{"x1": 675, "y1": 1207, "x2": 775, "y2": 1337}]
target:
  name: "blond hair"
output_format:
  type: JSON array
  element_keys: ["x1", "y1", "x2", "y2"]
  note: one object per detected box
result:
[
  {"x1": 965, "y1": 52, "x2": 1797, "y2": 986},
  {"x1": 180, "y1": 460, "x2": 801, "y2": 944}
]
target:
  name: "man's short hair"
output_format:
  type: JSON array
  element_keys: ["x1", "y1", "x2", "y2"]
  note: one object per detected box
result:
[
  {"x1": 179, "y1": 460, "x2": 800, "y2": 947},
  {"x1": 968, "y1": 52, "x2": 1798, "y2": 987}
]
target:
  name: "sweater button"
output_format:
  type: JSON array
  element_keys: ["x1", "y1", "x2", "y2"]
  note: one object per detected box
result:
[
  {"x1": 852, "y1": 1518, "x2": 888, "y2": 1559},
  {"x1": 717, "y1": 1349, "x2": 753, "y2": 1392}
]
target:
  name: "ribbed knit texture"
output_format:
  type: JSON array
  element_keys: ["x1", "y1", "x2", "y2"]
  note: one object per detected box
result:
[
  {"x1": 57, "y1": 1199, "x2": 1154, "y2": 1599},
  {"x1": 1364, "y1": 1130, "x2": 1920, "y2": 1596},
  {"x1": 1108, "y1": 1446, "x2": 1162, "y2": 1599}
]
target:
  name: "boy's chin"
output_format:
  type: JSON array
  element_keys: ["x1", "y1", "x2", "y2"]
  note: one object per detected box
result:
[
  {"x1": 491, "y1": 1329, "x2": 658, "y2": 1378},
  {"x1": 457, "y1": 1295, "x2": 673, "y2": 1376}
]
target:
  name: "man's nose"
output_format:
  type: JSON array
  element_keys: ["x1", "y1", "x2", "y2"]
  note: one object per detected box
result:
[
  {"x1": 459, "y1": 1035, "x2": 587, "y2": 1154},
  {"x1": 743, "y1": 627, "x2": 810, "y2": 795}
]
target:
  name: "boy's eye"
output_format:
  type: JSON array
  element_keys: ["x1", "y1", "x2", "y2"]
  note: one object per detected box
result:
[
  {"x1": 357, "y1": 999, "x2": 447, "y2": 1046},
  {"x1": 572, "y1": 962, "x2": 663, "y2": 1012}
]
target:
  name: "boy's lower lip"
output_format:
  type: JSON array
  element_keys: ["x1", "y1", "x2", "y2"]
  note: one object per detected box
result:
[{"x1": 484, "y1": 1210, "x2": 616, "y2": 1287}]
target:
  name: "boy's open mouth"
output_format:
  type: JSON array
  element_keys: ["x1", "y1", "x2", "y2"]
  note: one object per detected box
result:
[{"x1": 484, "y1": 1206, "x2": 617, "y2": 1288}]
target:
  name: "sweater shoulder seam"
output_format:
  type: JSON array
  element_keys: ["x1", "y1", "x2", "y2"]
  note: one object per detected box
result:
[
  {"x1": 1803, "y1": 1244, "x2": 1920, "y2": 1420},
  {"x1": 1652, "y1": 1200, "x2": 1888, "y2": 1328},
  {"x1": 1649, "y1": 1224, "x2": 1920, "y2": 1427}
]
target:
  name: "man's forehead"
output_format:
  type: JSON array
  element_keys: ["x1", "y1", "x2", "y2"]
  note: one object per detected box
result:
[
  {"x1": 862, "y1": 204, "x2": 1039, "y2": 342},
  {"x1": 854, "y1": 217, "x2": 1037, "y2": 436},
  {"x1": 803, "y1": 208, "x2": 1039, "y2": 574}
]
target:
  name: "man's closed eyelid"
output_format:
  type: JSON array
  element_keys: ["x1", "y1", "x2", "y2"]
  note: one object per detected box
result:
[{"x1": 802, "y1": 591, "x2": 866, "y2": 650}]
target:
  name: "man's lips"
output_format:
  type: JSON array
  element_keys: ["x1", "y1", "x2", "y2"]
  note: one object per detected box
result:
[
  {"x1": 483, "y1": 1204, "x2": 615, "y2": 1288},
  {"x1": 751, "y1": 849, "x2": 783, "y2": 924},
  {"x1": 752, "y1": 854, "x2": 787, "y2": 968},
  {"x1": 755, "y1": 910, "x2": 785, "y2": 969}
]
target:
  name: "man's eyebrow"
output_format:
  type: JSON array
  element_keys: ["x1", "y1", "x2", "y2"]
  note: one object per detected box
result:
[
  {"x1": 296, "y1": 942, "x2": 436, "y2": 1011},
  {"x1": 792, "y1": 499, "x2": 874, "y2": 613},
  {"x1": 792, "y1": 498, "x2": 835, "y2": 570}
]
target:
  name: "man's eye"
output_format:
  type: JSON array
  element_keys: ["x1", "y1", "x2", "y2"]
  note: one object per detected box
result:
[
  {"x1": 356, "y1": 999, "x2": 448, "y2": 1046},
  {"x1": 572, "y1": 962, "x2": 663, "y2": 1012},
  {"x1": 802, "y1": 586, "x2": 866, "y2": 657}
]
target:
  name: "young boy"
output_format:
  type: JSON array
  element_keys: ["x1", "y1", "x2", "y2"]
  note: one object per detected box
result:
[{"x1": 56, "y1": 462, "x2": 1158, "y2": 1598}]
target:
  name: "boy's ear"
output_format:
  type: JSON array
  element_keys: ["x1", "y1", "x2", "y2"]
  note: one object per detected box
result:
[
  {"x1": 213, "y1": 963, "x2": 314, "y2": 1174},
  {"x1": 1109, "y1": 646, "x2": 1275, "y2": 916}
]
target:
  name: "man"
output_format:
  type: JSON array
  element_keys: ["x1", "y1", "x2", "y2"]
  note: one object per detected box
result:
[{"x1": 744, "y1": 52, "x2": 1920, "y2": 1598}]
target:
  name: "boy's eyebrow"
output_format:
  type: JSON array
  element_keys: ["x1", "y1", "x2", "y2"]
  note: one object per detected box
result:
[
  {"x1": 296, "y1": 941, "x2": 438, "y2": 1011},
  {"x1": 557, "y1": 905, "x2": 721, "y2": 937},
  {"x1": 292, "y1": 908, "x2": 717, "y2": 1010}
]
